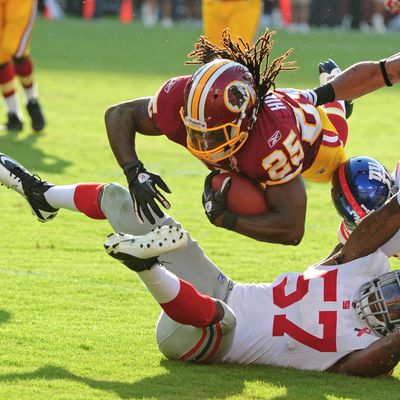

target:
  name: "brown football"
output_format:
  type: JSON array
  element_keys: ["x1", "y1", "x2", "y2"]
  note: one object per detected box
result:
[{"x1": 211, "y1": 172, "x2": 269, "y2": 215}]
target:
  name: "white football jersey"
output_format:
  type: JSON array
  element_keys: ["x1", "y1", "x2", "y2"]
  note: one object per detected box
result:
[{"x1": 223, "y1": 250, "x2": 389, "y2": 371}]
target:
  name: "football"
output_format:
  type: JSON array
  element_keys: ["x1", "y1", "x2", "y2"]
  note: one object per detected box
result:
[{"x1": 211, "y1": 172, "x2": 269, "y2": 215}]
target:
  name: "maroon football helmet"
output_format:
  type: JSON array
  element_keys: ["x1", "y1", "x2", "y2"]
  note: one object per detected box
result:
[{"x1": 180, "y1": 59, "x2": 258, "y2": 163}]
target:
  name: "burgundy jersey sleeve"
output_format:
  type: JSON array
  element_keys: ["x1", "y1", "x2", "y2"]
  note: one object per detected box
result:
[{"x1": 149, "y1": 75, "x2": 190, "y2": 147}]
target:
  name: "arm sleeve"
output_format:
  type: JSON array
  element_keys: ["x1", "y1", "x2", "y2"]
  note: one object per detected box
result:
[{"x1": 149, "y1": 75, "x2": 191, "y2": 147}]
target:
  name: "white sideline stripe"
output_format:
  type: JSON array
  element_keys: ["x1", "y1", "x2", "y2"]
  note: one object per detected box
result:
[{"x1": 0, "y1": 267, "x2": 147, "y2": 294}]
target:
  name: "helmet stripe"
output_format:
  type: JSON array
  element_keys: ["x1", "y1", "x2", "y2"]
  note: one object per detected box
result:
[
  {"x1": 188, "y1": 60, "x2": 230, "y2": 120},
  {"x1": 338, "y1": 163, "x2": 367, "y2": 219},
  {"x1": 198, "y1": 62, "x2": 234, "y2": 121}
]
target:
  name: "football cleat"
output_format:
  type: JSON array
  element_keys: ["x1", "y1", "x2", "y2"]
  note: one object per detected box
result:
[
  {"x1": 318, "y1": 59, "x2": 353, "y2": 119},
  {"x1": 104, "y1": 226, "x2": 189, "y2": 272},
  {"x1": 27, "y1": 100, "x2": 46, "y2": 132},
  {"x1": 0, "y1": 153, "x2": 58, "y2": 222},
  {"x1": 1, "y1": 113, "x2": 23, "y2": 132}
]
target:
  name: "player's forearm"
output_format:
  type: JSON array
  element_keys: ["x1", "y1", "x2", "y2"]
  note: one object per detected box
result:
[
  {"x1": 335, "y1": 194, "x2": 400, "y2": 264},
  {"x1": 330, "y1": 53, "x2": 400, "y2": 100},
  {"x1": 329, "y1": 61, "x2": 386, "y2": 100},
  {"x1": 226, "y1": 211, "x2": 305, "y2": 244},
  {"x1": 104, "y1": 103, "x2": 140, "y2": 168},
  {"x1": 304, "y1": 53, "x2": 400, "y2": 106},
  {"x1": 329, "y1": 332, "x2": 400, "y2": 377}
]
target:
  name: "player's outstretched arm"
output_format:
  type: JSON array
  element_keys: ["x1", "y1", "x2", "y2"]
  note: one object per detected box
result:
[
  {"x1": 328, "y1": 332, "x2": 400, "y2": 377},
  {"x1": 105, "y1": 98, "x2": 171, "y2": 224},
  {"x1": 329, "y1": 52, "x2": 400, "y2": 101},
  {"x1": 305, "y1": 53, "x2": 400, "y2": 107},
  {"x1": 204, "y1": 174, "x2": 307, "y2": 244},
  {"x1": 327, "y1": 193, "x2": 400, "y2": 265}
]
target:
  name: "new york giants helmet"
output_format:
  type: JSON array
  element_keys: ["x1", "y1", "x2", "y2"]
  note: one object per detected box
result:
[
  {"x1": 354, "y1": 270, "x2": 400, "y2": 336},
  {"x1": 331, "y1": 156, "x2": 396, "y2": 228},
  {"x1": 180, "y1": 59, "x2": 258, "y2": 163}
]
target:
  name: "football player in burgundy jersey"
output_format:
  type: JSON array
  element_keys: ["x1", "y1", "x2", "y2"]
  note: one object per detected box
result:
[{"x1": 105, "y1": 29, "x2": 399, "y2": 245}]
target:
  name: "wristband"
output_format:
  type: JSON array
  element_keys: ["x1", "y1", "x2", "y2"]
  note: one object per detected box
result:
[
  {"x1": 123, "y1": 160, "x2": 143, "y2": 184},
  {"x1": 379, "y1": 59, "x2": 393, "y2": 87},
  {"x1": 313, "y1": 83, "x2": 336, "y2": 106},
  {"x1": 221, "y1": 210, "x2": 238, "y2": 230}
]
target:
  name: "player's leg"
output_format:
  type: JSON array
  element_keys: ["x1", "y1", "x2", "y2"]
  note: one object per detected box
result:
[
  {"x1": 0, "y1": 60, "x2": 22, "y2": 131},
  {"x1": 5, "y1": 0, "x2": 45, "y2": 131},
  {"x1": 0, "y1": 152, "x2": 106, "y2": 222},
  {"x1": 104, "y1": 227, "x2": 236, "y2": 362},
  {"x1": 14, "y1": 55, "x2": 45, "y2": 132},
  {"x1": 100, "y1": 182, "x2": 235, "y2": 299},
  {"x1": 0, "y1": 2, "x2": 22, "y2": 131},
  {"x1": 227, "y1": 0, "x2": 263, "y2": 45},
  {"x1": 0, "y1": 153, "x2": 235, "y2": 299},
  {"x1": 202, "y1": 0, "x2": 227, "y2": 44}
]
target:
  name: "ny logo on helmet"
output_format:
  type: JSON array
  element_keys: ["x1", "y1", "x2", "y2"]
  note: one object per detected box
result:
[{"x1": 368, "y1": 161, "x2": 392, "y2": 187}]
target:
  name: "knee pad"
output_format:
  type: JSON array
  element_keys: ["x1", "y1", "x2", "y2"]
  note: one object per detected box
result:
[{"x1": 156, "y1": 302, "x2": 236, "y2": 363}]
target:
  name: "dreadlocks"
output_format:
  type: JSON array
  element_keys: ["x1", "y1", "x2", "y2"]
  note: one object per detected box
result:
[{"x1": 186, "y1": 29, "x2": 297, "y2": 101}]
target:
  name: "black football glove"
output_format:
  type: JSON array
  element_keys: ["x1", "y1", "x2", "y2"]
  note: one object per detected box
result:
[
  {"x1": 123, "y1": 161, "x2": 171, "y2": 225},
  {"x1": 202, "y1": 170, "x2": 237, "y2": 230}
]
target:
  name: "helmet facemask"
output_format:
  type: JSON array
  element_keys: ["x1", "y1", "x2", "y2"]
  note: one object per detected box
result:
[{"x1": 354, "y1": 270, "x2": 400, "y2": 336}]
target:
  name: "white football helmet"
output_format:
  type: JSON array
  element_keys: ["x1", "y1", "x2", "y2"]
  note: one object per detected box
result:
[{"x1": 354, "y1": 270, "x2": 400, "y2": 336}]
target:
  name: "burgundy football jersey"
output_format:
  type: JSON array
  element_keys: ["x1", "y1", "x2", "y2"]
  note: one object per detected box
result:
[{"x1": 150, "y1": 76, "x2": 329, "y2": 185}]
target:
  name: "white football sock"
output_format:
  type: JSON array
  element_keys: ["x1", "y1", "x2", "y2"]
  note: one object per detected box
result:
[
  {"x1": 44, "y1": 185, "x2": 79, "y2": 211},
  {"x1": 24, "y1": 84, "x2": 38, "y2": 103},
  {"x1": 4, "y1": 93, "x2": 21, "y2": 117},
  {"x1": 138, "y1": 263, "x2": 180, "y2": 304}
]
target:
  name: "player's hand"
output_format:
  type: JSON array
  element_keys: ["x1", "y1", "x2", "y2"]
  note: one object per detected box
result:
[
  {"x1": 318, "y1": 59, "x2": 341, "y2": 85},
  {"x1": 202, "y1": 170, "x2": 231, "y2": 224},
  {"x1": 123, "y1": 161, "x2": 171, "y2": 224}
]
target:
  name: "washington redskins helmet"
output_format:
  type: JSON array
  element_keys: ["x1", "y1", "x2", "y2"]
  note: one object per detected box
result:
[
  {"x1": 354, "y1": 270, "x2": 400, "y2": 336},
  {"x1": 331, "y1": 156, "x2": 396, "y2": 228},
  {"x1": 181, "y1": 59, "x2": 258, "y2": 163}
]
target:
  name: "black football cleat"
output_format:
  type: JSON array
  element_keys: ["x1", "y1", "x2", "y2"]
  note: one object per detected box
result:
[
  {"x1": 1, "y1": 113, "x2": 23, "y2": 132},
  {"x1": 0, "y1": 153, "x2": 58, "y2": 222},
  {"x1": 27, "y1": 100, "x2": 45, "y2": 132},
  {"x1": 104, "y1": 226, "x2": 189, "y2": 272}
]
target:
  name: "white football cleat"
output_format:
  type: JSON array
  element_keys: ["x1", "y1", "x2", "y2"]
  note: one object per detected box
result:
[
  {"x1": 0, "y1": 153, "x2": 59, "y2": 223},
  {"x1": 104, "y1": 225, "x2": 189, "y2": 271}
]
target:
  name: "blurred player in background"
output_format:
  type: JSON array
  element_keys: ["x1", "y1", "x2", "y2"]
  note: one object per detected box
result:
[
  {"x1": 0, "y1": 0, "x2": 45, "y2": 132},
  {"x1": 202, "y1": 0, "x2": 263, "y2": 45},
  {"x1": 1, "y1": 151, "x2": 400, "y2": 376}
]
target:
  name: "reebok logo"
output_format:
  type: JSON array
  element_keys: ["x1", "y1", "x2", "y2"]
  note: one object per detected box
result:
[
  {"x1": 268, "y1": 131, "x2": 282, "y2": 148},
  {"x1": 138, "y1": 173, "x2": 151, "y2": 183},
  {"x1": 205, "y1": 201, "x2": 212, "y2": 213}
]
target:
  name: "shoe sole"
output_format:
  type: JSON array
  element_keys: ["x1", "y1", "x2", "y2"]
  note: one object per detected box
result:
[{"x1": 104, "y1": 225, "x2": 188, "y2": 260}]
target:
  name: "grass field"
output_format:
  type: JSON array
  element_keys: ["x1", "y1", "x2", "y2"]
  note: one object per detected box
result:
[{"x1": 0, "y1": 17, "x2": 400, "y2": 400}]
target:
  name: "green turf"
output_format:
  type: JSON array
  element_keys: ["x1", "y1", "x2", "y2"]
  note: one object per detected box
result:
[{"x1": 0, "y1": 17, "x2": 400, "y2": 399}]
